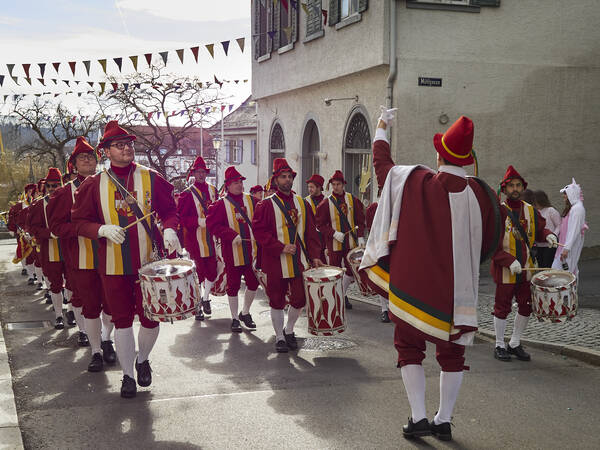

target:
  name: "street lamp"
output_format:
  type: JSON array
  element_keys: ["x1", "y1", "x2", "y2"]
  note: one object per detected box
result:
[{"x1": 212, "y1": 137, "x2": 221, "y2": 187}]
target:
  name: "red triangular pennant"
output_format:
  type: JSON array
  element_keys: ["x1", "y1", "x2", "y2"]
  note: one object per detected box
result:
[
  {"x1": 37, "y1": 78, "x2": 45, "y2": 86},
  {"x1": 144, "y1": 53, "x2": 152, "y2": 66},
  {"x1": 52, "y1": 62, "x2": 60, "y2": 73},
  {"x1": 22, "y1": 64, "x2": 31, "y2": 78},
  {"x1": 191, "y1": 46, "x2": 199, "y2": 63},
  {"x1": 69, "y1": 61, "x2": 76, "y2": 76}
]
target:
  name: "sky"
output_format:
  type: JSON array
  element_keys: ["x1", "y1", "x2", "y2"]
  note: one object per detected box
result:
[{"x1": 0, "y1": 0, "x2": 252, "y2": 120}]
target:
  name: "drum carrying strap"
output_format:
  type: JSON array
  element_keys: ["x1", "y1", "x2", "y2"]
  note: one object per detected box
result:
[
  {"x1": 328, "y1": 195, "x2": 358, "y2": 246},
  {"x1": 271, "y1": 195, "x2": 311, "y2": 263},
  {"x1": 191, "y1": 186, "x2": 209, "y2": 215},
  {"x1": 505, "y1": 206, "x2": 538, "y2": 266},
  {"x1": 224, "y1": 195, "x2": 253, "y2": 228}
]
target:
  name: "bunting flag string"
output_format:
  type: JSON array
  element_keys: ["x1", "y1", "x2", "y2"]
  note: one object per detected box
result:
[{"x1": 129, "y1": 55, "x2": 138, "y2": 71}]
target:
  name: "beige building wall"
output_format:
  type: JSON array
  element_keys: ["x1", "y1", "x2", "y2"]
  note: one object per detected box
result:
[{"x1": 253, "y1": 0, "x2": 599, "y2": 245}]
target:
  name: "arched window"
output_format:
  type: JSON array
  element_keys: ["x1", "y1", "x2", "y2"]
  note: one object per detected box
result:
[
  {"x1": 269, "y1": 122, "x2": 285, "y2": 172},
  {"x1": 343, "y1": 109, "x2": 372, "y2": 204},
  {"x1": 301, "y1": 119, "x2": 320, "y2": 197}
]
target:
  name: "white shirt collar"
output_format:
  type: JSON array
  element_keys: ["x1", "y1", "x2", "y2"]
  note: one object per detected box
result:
[{"x1": 438, "y1": 165, "x2": 467, "y2": 178}]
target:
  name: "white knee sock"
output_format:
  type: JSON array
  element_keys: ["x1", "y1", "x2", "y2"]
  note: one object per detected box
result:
[
  {"x1": 26, "y1": 264, "x2": 34, "y2": 277},
  {"x1": 101, "y1": 311, "x2": 114, "y2": 341},
  {"x1": 242, "y1": 289, "x2": 256, "y2": 315},
  {"x1": 63, "y1": 288, "x2": 72, "y2": 303},
  {"x1": 50, "y1": 292, "x2": 63, "y2": 319},
  {"x1": 434, "y1": 371, "x2": 464, "y2": 425},
  {"x1": 271, "y1": 308, "x2": 285, "y2": 341},
  {"x1": 494, "y1": 316, "x2": 507, "y2": 349},
  {"x1": 114, "y1": 327, "x2": 136, "y2": 377},
  {"x1": 228, "y1": 295, "x2": 239, "y2": 319},
  {"x1": 400, "y1": 364, "x2": 427, "y2": 422},
  {"x1": 203, "y1": 280, "x2": 214, "y2": 301},
  {"x1": 34, "y1": 266, "x2": 43, "y2": 282},
  {"x1": 137, "y1": 326, "x2": 159, "y2": 363},
  {"x1": 342, "y1": 274, "x2": 353, "y2": 295},
  {"x1": 73, "y1": 306, "x2": 85, "y2": 332},
  {"x1": 380, "y1": 295, "x2": 389, "y2": 312},
  {"x1": 85, "y1": 317, "x2": 102, "y2": 354},
  {"x1": 21, "y1": 259, "x2": 26, "y2": 268},
  {"x1": 509, "y1": 313, "x2": 529, "y2": 348},
  {"x1": 284, "y1": 306, "x2": 302, "y2": 335}
]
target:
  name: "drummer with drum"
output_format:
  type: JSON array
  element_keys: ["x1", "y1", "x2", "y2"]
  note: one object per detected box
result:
[
  {"x1": 315, "y1": 170, "x2": 366, "y2": 310},
  {"x1": 252, "y1": 158, "x2": 324, "y2": 353},
  {"x1": 72, "y1": 121, "x2": 182, "y2": 398},
  {"x1": 491, "y1": 165, "x2": 558, "y2": 362},
  {"x1": 177, "y1": 156, "x2": 218, "y2": 321}
]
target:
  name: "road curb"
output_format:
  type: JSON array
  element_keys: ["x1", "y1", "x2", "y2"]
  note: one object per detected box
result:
[
  {"x1": 0, "y1": 323, "x2": 25, "y2": 450},
  {"x1": 477, "y1": 329, "x2": 600, "y2": 367}
]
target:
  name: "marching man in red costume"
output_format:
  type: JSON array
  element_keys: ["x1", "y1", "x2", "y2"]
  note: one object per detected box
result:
[
  {"x1": 19, "y1": 183, "x2": 39, "y2": 285},
  {"x1": 178, "y1": 156, "x2": 218, "y2": 321},
  {"x1": 253, "y1": 159, "x2": 324, "y2": 352},
  {"x1": 491, "y1": 166, "x2": 557, "y2": 362},
  {"x1": 72, "y1": 121, "x2": 181, "y2": 398},
  {"x1": 48, "y1": 137, "x2": 117, "y2": 372},
  {"x1": 360, "y1": 107, "x2": 500, "y2": 441},
  {"x1": 249, "y1": 185, "x2": 264, "y2": 202},
  {"x1": 305, "y1": 174, "x2": 326, "y2": 264},
  {"x1": 316, "y1": 170, "x2": 365, "y2": 310},
  {"x1": 206, "y1": 166, "x2": 259, "y2": 333}
]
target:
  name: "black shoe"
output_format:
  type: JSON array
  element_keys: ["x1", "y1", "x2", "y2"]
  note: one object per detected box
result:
[
  {"x1": 494, "y1": 346, "x2": 511, "y2": 361},
  {"x1": 345, "y1": 296, "x2": 352, "y2": 310},
  {"x1": 65, "y1": 310, "x2": 76, "y2": 326},
  {"x1": 231, "y1": 319, "x2": 242, "y2": 333},
  {"x1": 380, "y1": 311, "x2": 390, "y2": 323},
  {"x1": 275, "y1": 339, "x2": 289, "y2": 353},
  {"x1": 87, "y1": 353, "x2": 103, "y2": 372},
  {"x1": 202, "y1": 300, "x2": 212, "y2": 316},
  {"x1": 27, "y1": 277, "x2": 35, "y2": 285},
  {"x1": 430, "y1": 420, "x2": 452, "y2": 441},
  {"x1": 135, "y1": 359, "x2": 152, "y2": 387},
  {"x1": 36, "y1": 283, "x2": 43, "y2": 291},
  {"x1": 101, "y1": 340, "x2": 117, "y2": 364},
  {"x1": 121, "y1": 375, "x2": 137, "y2": 398},
  {"x1": 54, "y1": 317, "x2": 64, "y2": 330},
  {"x1": 402, "y1": 418, "x2": 431, "y2": 439},
  {"x1": 238, "y1": 312, "x2": 256, "y2": 330},
  {"x1": 284, "y1": 332, "x2": 298, "y2": 350},
  {"x1": 195, "y1": 307, "x2": 205, "y2": 321},
  {"x1": 78, "y1": 332, "x2": 90, "y2": 347},
  {"x1": 507, "y1": 344, "x2": 531, "y2": 361},
  {"x1": 45, "y1": 291, "x2": 52, "y2": 304},
  {"x1": 21, "y1": 268, "x2": 28, "y2": 276}
]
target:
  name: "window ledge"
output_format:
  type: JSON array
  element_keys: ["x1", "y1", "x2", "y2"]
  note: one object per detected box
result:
[
  {"x1": 257, "y1": 53, "x2": 271, "y2": 63},
  {"x1": 335, "y1": 12, "x2": 362, "y2": 31},
  {"x1": 277, "y1": 42, "x2": 295, "y2": 55},
  {"x1": 303, "y1": 29, "x2": 324, "y2": 44},
  {"x1": 406, "y1": 2, "x2": 480, "y2": 13}
]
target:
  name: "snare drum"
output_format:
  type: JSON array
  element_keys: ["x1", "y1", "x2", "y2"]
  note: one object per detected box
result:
[
  {"x1": 346, "y1": 247, "x2": 374, "y2": 296},
  {"x1": 303, "y1": 266, "x2": 345, "y2": 336},
  {"x1": 211, "y1": 241, "x2": 227, "y2": 296},
  {"x1": 530, "y1": 270, "x2": 578, "y2": 323},
  {"x1": 139, "y1": 258, "x2": 201, "y2": 323}
]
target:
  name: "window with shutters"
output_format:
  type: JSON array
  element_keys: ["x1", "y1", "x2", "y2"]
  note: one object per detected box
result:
[
  {"x1": 406, "y1": 0, "x2": 500, "y2": 12},
  {"x1": 235, "y1": 140, "x2": 243, "y2": 164},
  {"x1": 251, "y1": 140, "x2": 257, "y2": 165},
  {"x1": 269, "y1": 122, "x2": 285, "y2": 171},
  {"x1": 305, "y1": 0, "x2": 323, "y2": 41},
  {"x1": 328, "y1": 0, "x2": 368, "y2": 30},
  {"x1": 276, "y1": 0, "x2": 299, "y2": 53},
  {"x1": 253, "y1": 0, "x2": 272, "y2": 60}
]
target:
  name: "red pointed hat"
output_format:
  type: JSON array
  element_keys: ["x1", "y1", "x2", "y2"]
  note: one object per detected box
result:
[
  {"x1": 45, "y1": 167, "x2": 62, "y2": 183},
  {"x1": 433, "y1": 116, "x2": 475, "y2": 166},
  {"x1": 250, "y1": 185, "x2": 264, "y2": 194},
  {"x1": 272, "y1": 157, "x2": 296, "y2": 178},
  {"x1": 328, "y1": 170, "x2": 346, "y2": 185},
  {"x1": 190, "y1": 156, "x2": 209, "y2": 173},
  {"x1": 306, "y1": 174, "x2": 324, "y2": 188},
  {"x1": 98, "y1": 120, "x2": 136, "y2": 149},
  {"x1": 224, "y1": 166, "x2": 246, "y2": 186},
  {"x1": 68, "y1": 136, "x2": 97, "y2": 165},
  {"x1": 500, "y1": 165, "x2": 528, "y2": 190}
]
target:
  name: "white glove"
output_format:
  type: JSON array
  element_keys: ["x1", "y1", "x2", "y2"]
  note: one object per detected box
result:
[
  {"x1": 198, "y1": 218, "x2": 206, "y2": 227},
  {"x1": 50, "y1": 232, "x2": 58, "y2": 239},
  {"x1": 24, "y1": 232, "x2": 32, "y2": 241},
  {"x1": 379, "y1": 105, "x2": 398, "y2": 125},
  {"x1": 98, "y1": 224, "x2": 126, "y2": 245},
  {"x1": 546, "y1": 234, "x2": 558, "y2": 248},
  {"x1": 509, "y1": 260, "x2": 522, "y2": 275},
  {"x1": 358, "y1": 237, "x2": 365, "y2": 246},
  {"x1": 163, "y1": 228, "x2": 182, "y2": 254},
  {"x1": 333, "y1": 231, "x2": 345, "y2": 243},
  {"x1": 232, "y1": 235, "x2": 242, "y2": 246}
]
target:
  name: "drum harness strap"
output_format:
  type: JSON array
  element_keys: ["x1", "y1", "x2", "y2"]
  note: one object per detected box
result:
[
  {"x1": 328, "y1": 195, "x2": 358, "y2": 248},
  {"x1": 190, "y1": 186, "x2": 209, "y2": 215},
  {"x1": 271, "y1": 195, "x2": 311, "y2": 264},
  {"x1": 504, "y1": 205, "x2": 538, "y2": 266}
]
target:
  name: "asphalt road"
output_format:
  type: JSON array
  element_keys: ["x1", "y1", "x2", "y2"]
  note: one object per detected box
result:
[{"x1": 1, "y1": 240, "x2": 599, "y2": 450}]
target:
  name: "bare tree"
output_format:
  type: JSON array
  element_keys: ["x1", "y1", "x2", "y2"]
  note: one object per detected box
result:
[
  {"x1": 11, "y1": 98, "x2": 104, "y2": 170},
  {"x1": 97, "y1": 64, "x2": 222, "y2": 181}
]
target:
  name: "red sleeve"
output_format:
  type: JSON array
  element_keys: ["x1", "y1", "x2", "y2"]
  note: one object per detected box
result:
[
  {"x1": 252, "y1": 199, "x2": 285, "y2": 254},
  {"x1": 72, "y1": 176, "x2": 102, "y2": 240},
  {"x1": 206, "y1": 200, "x2": 238, "y2": 243},
  {"x1": 28, "y1": 201, "x2": 51, "y2": 240},
  {"x1": 7, "y1": 204, "x2": 21, "y2": 232},
  {"x1": 303, "y1": 199, "x2": 322, "y2": 260},
  {"x1": 316, "y1": 197, "x2": 334, "y2": 240},
  {"x1": 491, "y1": 207, "x2": 516, "y2": 268},
  {"x1": 373, "y1": 139, "x2": 395, "y2": 190},
  {"x1": 47, "y1": 186, "x2": 76, "y2": 239},
  {"x1": 353, "y1": 195, "x2": 365, "y2": 238},
  {"x1": 151, "y1": 173, "x2": 178, "y2": 231},
  {"x1": 177, "y1": 191, "x2": 199, "y2": 231}
]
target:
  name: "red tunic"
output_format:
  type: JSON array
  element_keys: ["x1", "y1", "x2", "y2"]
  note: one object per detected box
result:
[
  {"x1": 315, "y1": 191, "x2": 365, "y2": 256},
  {"x1": 7, "y1": 202, "x2": 22, "y2": 232},
  {"x1": 27, "y1": 197, "x2": 57, "y2": 264},
  {"x1": 177, "y1": 182, "x2": 216, "y2": 260}
]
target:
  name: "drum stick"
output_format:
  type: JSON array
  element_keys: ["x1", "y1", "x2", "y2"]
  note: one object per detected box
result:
[
  {"x1": 344, "y1": 226, "x2": 358, "y2": 236},
  {"x1": 521, "y1": 267, "x2": 552, "y2": 271},
  {"x1": 123, "y1": 211, "x2": 156, "y2": 230}
]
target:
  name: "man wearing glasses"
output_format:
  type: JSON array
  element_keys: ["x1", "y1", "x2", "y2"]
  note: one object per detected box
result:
[
  {"x1": 72, "y1": 121, "x2": 180, "y2": 398},
  {"x1": 48, "y1": 137, "x2": 117, "y2": 373}
]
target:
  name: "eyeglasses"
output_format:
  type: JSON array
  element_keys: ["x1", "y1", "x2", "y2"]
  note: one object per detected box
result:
[
  {"x1": 110, "y1": 141, "x2": 135, "y2": 150},
  {"x1": 75, "y1": 153, "x2": 96, "y2": 161}
]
